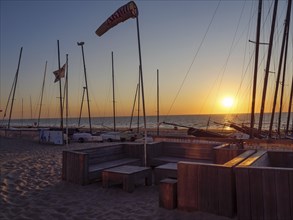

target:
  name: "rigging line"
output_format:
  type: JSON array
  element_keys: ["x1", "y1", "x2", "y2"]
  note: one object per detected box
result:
[
  {"x1": 210, "y1": 0, "x2": 248, "y2": 117},
  {"x1": 166, "y1": 0, "x2": 222, "y2": 116}
]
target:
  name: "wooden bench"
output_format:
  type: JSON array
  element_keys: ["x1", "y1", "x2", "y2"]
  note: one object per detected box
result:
[
  {"x1": 235, "y1": 150, "x2": 293, "y2": 220},
  {"x1": 62, "y1": 143, "x2": 144, "y2": 185},
  {"x1": 153, "y1": 143, "x2": 248, "y2": 184},
  {"x1": 177, "y1": 149, "x2": 255, "y2": 218},
  {"x1": 147, "y1": 142, "x2": 217, "y2": 167},
  {"x1": 213, "y1": 143, "x2": 247, "y2": 164},
  {"x1": 154, "y1": 163, "x2": 177, "y2": 185},
  {"x1": 102, "y1": 165, "x2": 152, "y2": 193}
]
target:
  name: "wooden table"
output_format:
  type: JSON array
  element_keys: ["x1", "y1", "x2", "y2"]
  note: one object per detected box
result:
[
  {"x1": 102, "y1": 165, "x2": 152, "y2": 192},
  {"x1": 154, "y1": 163, "x2": 177, "y2": 185}
]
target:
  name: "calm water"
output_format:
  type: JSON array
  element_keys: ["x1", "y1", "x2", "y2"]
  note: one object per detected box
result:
[{"x1": 1, "y1": 113, "x2": 291, "y2": 131}]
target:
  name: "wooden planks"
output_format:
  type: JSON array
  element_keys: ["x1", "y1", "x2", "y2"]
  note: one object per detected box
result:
[
  {"x1": 102, "y1": 165, "x2": 152, "y2": 193},
  {"x1": 177, "y1": 150, "x2": 255, "y2": 218},
  {"x1": 235, "y1": 151, "x2": 293, "y2": 220},
  {"x1": 177, "y1": 162, "x2": 235, "y2": 217},
  {"x1": 154, "y1": 163, "x2": 177, "y2": 185},
  {"x1": 159, "y1": 178, "x2": 178, "y2": 209},
  {"x1": 213, "y1": 143, "x2": 247, "y2": 164},
  {"x1": 62, "y1": 151, "x2": 88, "y2": 185},
  {"x1": 62, "y1": 144, "x2": 143, "y2": 185},
  {"x1": 147, "y1": 142, "x2": 216, "y2": 167},
  {"x1": 177, "y1": 162, "x2": 199, "y2": 211}
]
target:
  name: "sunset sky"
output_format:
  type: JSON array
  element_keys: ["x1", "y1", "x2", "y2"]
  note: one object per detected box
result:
[{"x1": 1, "y1": 0, "x2": 292, "y2": 119}]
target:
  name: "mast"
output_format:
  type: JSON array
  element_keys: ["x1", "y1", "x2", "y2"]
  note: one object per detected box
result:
[
  {"x1": 250, "y1": 0, "x2": 262, "y2": 138},
  {"x1": 136, "y1": 16, "x2": 147, "y2": 166},
  {"x1": 78, "y1": 86, "x2": 86, "y2": 127},
  {"x1": 65, "y1": 54, "x2": 69, "y2": 146},
  {"x1": 258, "y1": 0, "x2": 278, "y2": 132},
  {"x1": 269, "y1": 0, "x2": 292, "y2": 137},
  {"x1": 30, "y1": 96, "x2": 32, "y2": 120},
  {"x1": 129, "y1": 83, "x2": 139, "y2": 130},
  {"x1": 111, "y1": 51, "x2": 116, "y2": 131},
  {"x1": 38, "y1": 61, "x2": 47, "y2": 127},
  {"x1": 77, "y1": 42, "x2": 92, "y2": 134},
  {"x1": 137, "y1": 66, "x2": 141, "y2": 133},
  {"x1": 21, "y1": 98, "x2": 23, "y2": 126},
  {"x1": 286, "y1": 61, "x2": 293, "y2": 134},
  {"x1": 8, "y1": 47, "x2": 23, "y2": 128},
  {"x1": 157, "y1": 69, "x2": 160, "y2": 136},
  {"x1": 57, "y1": 40, "x2": 64, "y2": 130},
  {"x1": 2, "y1": 73, "x2": 16, "y2": 122},
  {"x1": 278, "y1": 0, "x2": 291, "y2": 134}
]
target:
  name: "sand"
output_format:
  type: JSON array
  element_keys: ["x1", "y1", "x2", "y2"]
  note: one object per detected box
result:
[{"x1": 0, "y1": 137, "x2": 235, "y2": 220}]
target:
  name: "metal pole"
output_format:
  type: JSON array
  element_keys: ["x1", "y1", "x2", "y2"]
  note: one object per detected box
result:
[
  {"x1": 278, "y1": 0, "x2": 291, "y2": 135},
  {"x1": 286, "y1": 65, "x2": 293, "y2": 134},
  {"x1": 8, "y1": 47, "x2": 23, "y2": 128},
  {"x1": 129, "y1": 83, "x2": 139, "y2": 130},
  {"x1": 77, "y1": 42, "x2": 92, "y2": 134},
  {"x1": 137, "y1": 67, "x2": 141, "y2": 133},
  {"x1": 157, "y1": 69, "x2": 159, "y2": 136},
  {"x1": 38, "y1": 61, "x2": 47, "y2": 127},
  {"x1": 269, "y1": 0, "x2": 291, "y2": 137},
  {"x1": 258, "y1": 0, "x2": 278, "y2": 132},
  {"x1": 78, "y1": 87, "x2": 86, "y2": 127},
  {"x1": 250, "y1": 0, "x2": 262, "y2": 138},
  {"x1": 112, "y1": 51, "x2": 116, "y2": 131},
  {"x1": 57, "y1": 40, "x2": 64, "y2": 130},
  {"x1": 65, "y1": 54, "x2": 69, "y2": 146},
  {"x1": 136, "y1": 17, "x2": 147, "y2": 166}
]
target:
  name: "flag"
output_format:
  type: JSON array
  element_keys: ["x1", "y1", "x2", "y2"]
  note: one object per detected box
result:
[
  {"x1": 95, "y1": 1, "x2": 138, "y2": 37},
  {"x1": 53, "y1": 63, "x2": 66, "y2": 83}
]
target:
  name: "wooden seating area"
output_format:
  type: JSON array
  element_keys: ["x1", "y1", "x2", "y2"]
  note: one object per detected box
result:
[
  {"x1": 177, "y1": 150, "x2": 256, "y2": 218},
  {"x1": 62, "y1": 143, "x2": 144, "y2": 185},
  {"x1": 235, "y1": 150, "x2": 293, "y2": 220},
  {"x1": 61, "y1": 140, "x2": 293, "y2": 219},
  {"x1": 147, "y1": 142, "x2": 217, "y2": 167}
]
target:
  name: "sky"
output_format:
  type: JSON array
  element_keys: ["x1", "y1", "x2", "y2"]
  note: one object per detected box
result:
[{"x1": 0, "y1": 0, "x2": 292, "y2": 119}]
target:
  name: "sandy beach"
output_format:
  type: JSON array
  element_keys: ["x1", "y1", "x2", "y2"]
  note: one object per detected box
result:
[{"x1": 0, "y1": 136, "x2": 235, "y2": 220}]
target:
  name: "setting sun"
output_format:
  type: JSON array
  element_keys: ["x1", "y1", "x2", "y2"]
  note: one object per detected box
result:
[{"x1": 221, "y1": 97, "x2": 234, "y2": 108}]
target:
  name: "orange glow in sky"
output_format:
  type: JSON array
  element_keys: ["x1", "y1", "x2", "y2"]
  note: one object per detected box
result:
[{"x1": 0, "y1": 1, "x2": 292, "y2": 119}]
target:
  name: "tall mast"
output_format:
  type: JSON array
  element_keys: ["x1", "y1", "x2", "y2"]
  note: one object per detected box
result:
[
  {"x1": 65, "y1": 54, "x2": 69, "y2": 146},
  {"x1": 77, "y1": 42, "x2": 92, "y2": 134},
  {"x1": 278, "y1": 0, "x2": 291, "y2": 134},
  {"x1": 286, "y1": 62, "x2": 293, "y2": 134},
  {"x1": 38, "y1": 61, "x2": 47, "y2": 127},
  {"x1": 250, "y1": 0, "x2": 262, "y2": 138},
  {"x1": 278, "y1": 25, "x2": 290, "y2": 134},
  {"x1": 258, "y1": 0, "x2": 278, "y2": 132},
  {"x1": 57, "y1": 40, "x2": 64, "y2": 130},
  {"x1": 269, "y1": 0, "x2": 292, "y2": 137},
  {"x1": 8, "y1": 47, "x2": 23, "y2": 128},
  {"x1": 137, "y1": 66, "x2": 141, "y2": 133},
  {"x1": 111, "y1": 51, "x2": 116, "y2": 131},
  {"x1": 157, "y1": 69, "x2": 160, "y2": 136},
  {"x1": 136, "y1": 16, "x2": 147, "y2": 166}
]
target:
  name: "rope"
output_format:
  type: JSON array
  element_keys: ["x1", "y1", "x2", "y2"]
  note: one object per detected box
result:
[{"x1": 166, "y1": 0, "x2": 222, "y2": 116}]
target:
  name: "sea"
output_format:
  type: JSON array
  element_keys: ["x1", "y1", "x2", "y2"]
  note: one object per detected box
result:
[{"x1": 1, "y1": 113, "x2": 291, "y2": 132}]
